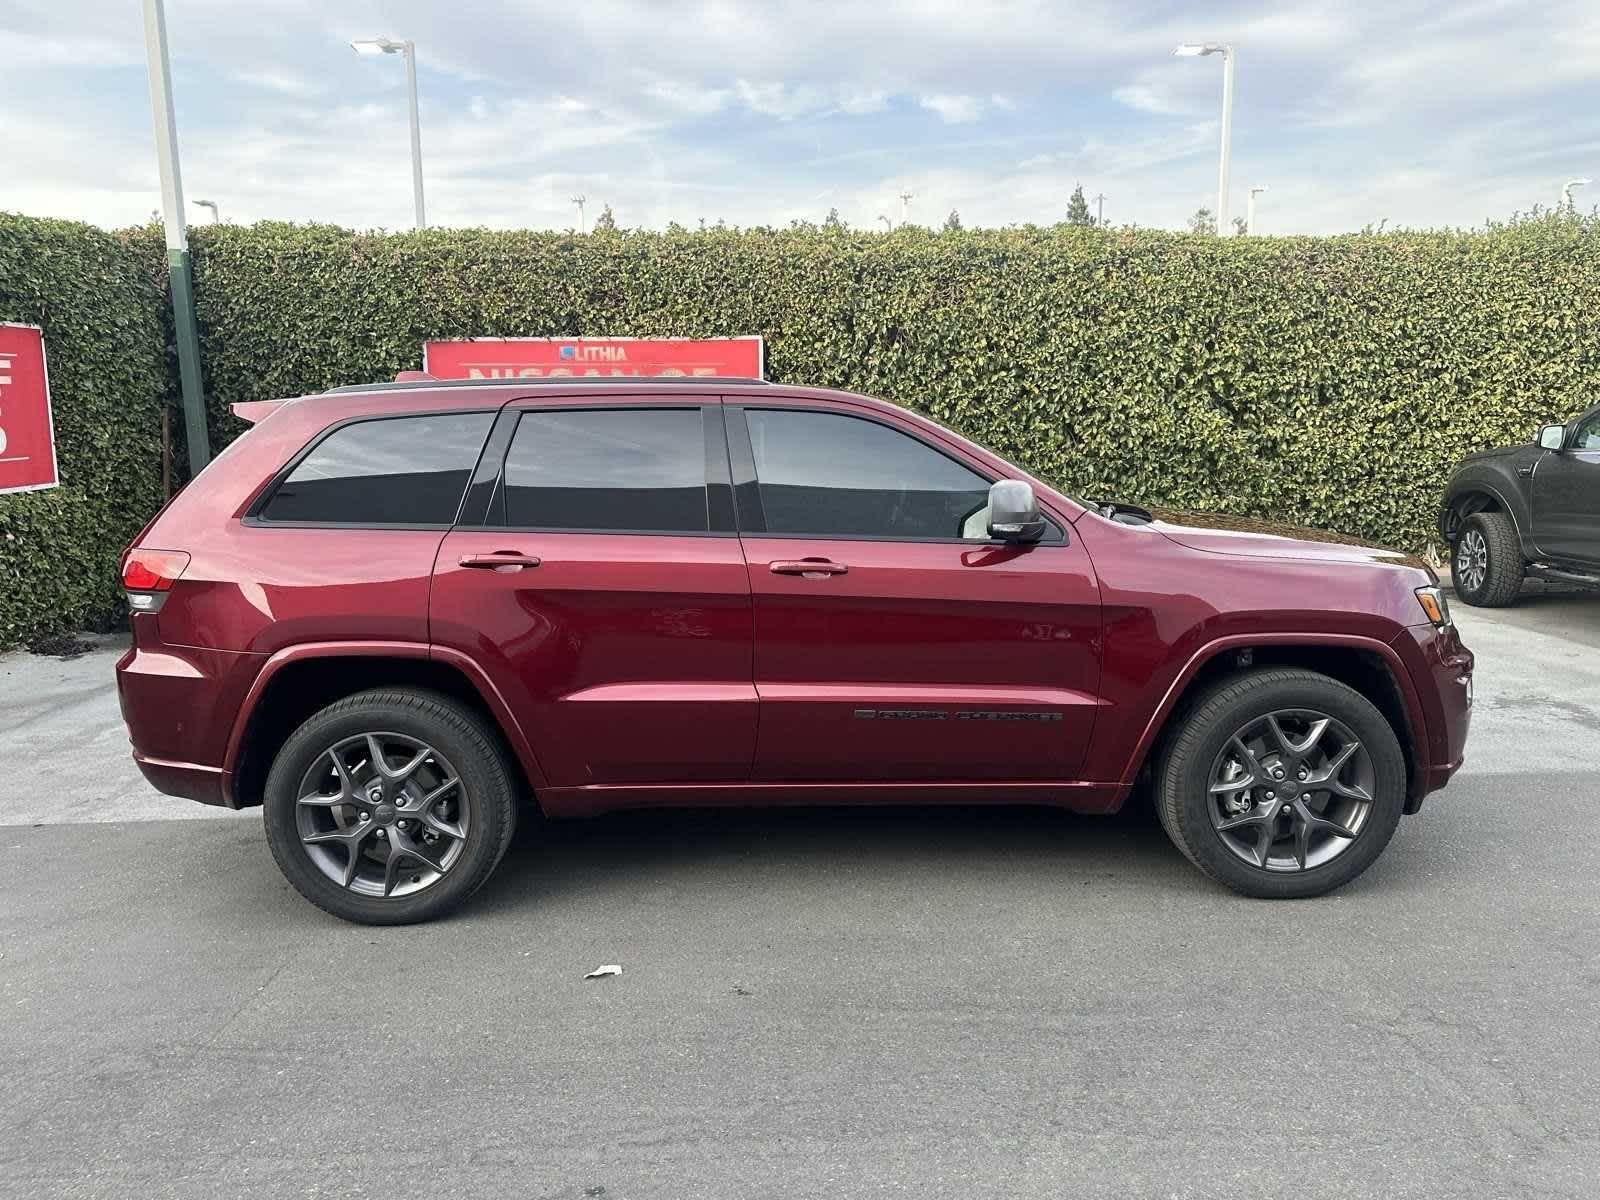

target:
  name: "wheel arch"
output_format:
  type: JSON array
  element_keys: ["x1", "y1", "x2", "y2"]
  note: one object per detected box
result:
[
  {"x1": 225, "y1": 642, "x2": 548, "y2": 811},
  {"x1": 1440, "y1": 477, "x2": 1530, "y2": 552},
  {"x1": 1121, "y1": 635, "x2": 1428, "y2": 814}
]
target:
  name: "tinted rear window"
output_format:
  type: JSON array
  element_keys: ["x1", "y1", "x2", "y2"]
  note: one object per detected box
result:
[
  {"x1": 500, "y1": 408, "x2": 708, "y2": 532},
  {"x1": 260, "y1": 412, "x2": 493, "y2": 525}
]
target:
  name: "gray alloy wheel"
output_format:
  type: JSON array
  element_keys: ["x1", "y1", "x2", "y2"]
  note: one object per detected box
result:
[
  {"x1": 1206, "y1": 709, "x2": 1373, "y2": 872},
  {"x1": 1155, "y1": 667, "x2": 1406, "y2": 899},
  {"x1": 294, "y1": 731, "x2": 470, "y2": 899},
  {"x1": 1454, "y1": 527, "x2": 1489, "y2": 596},
  {"x1": 264, "y1": 688, "x2": 517, "y2": 925}
]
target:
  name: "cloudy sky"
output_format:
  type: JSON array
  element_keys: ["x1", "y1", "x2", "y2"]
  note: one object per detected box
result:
[{"x1": 5, "y1": 1, "x2": 1600, "y2": 235}]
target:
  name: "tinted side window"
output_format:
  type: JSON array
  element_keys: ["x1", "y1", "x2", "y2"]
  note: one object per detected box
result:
[
  {"x1": 1573, "y1": 411, "x2": 1600, "y2": 450},
  {"x1": 745, "y1": 408, "x2": 991, "y2": 539},
  {"x1": 501, "y1": 408, "x2": 708, "y2": 532},
  {"x1": 260, "y1": 412, "x2": 493, "y2": 525}
]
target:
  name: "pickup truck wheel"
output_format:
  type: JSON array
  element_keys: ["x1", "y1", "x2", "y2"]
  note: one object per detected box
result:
[
  {"x1": 1452, "y1": 511, "x2": 1522, "y2": 607},
  {"x1": 263, "y1": 689, "x2": 517, "y2": 925},
  {"x1": 1156, "y1": 669, "x2": 1406, "y2": 899}
]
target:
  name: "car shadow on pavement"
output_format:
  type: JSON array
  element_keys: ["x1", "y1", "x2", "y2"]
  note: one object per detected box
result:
[{"x1": 465, "y1": 797, "x2": 1200, "y2": 914}]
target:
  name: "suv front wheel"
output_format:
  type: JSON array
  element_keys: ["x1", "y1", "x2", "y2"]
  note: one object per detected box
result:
[
  {"x1": 1155, "y1": 668, "x2": 1406, "y2": 899},
  {"x1": 1452, "y1": 510, "x2": 1523, "y2": 607},
  {"x1": 263, "y1": 688, "x2": 517, "y2": 924}
]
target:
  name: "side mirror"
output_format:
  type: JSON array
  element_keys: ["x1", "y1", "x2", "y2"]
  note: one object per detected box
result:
[
  {"x1": 1539, "y1": 424, "x2": 1566, "y2": 451},
  {"x1": 987, "y1": 479, "x2": 1046, "y2": 543}
]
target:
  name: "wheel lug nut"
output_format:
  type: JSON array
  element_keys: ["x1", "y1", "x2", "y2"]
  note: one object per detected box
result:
[{"x1": 1265, "y1": 790, "x2": 1276, "y2": 800}]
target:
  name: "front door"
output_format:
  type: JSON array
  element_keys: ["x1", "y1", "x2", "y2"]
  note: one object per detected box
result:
[
  {"x1": 1533, "y1": 407, "x2": 1600, "y2": 566},
  {"x1": 430, "y1": 399, "x2": 756, "y2": 786},
  {"x1": 729, "y1": 404, "x2": 1102, "y2": 783}
]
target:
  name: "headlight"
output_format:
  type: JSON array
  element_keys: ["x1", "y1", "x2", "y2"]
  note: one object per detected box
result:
[{"x1": 1414, "y1": 585, "x2": 1452, "y2": 628}]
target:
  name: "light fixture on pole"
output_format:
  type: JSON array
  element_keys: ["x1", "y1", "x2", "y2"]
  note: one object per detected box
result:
[
  {"x1": 1174, "y1": 42, "x2": 1235, "y2": 234},
  {"x1": 141, "y1": 0, "x2": 210, "y2": 468},
  {"x1": 878, "y1": 215, "x2": 892, "y2": 231},
  {"x1": 351, "y1": 37, "x2": 425, "y2": 229},
  {"x1": 572, "y1": 195, "x2": 587, "y2": 233},
  {"x1": 1246, "y1": 185, "x2": 1266, "y2": 235},
  {"x1": 1562, "y1": 178, "x2": 1591, "y2": 208},
  {"x1": 898, "y1": 191, "x2": 913, "y2": 225},
  {"x1": 192, "y1": 199, "x2": 219, "y2": 224}
]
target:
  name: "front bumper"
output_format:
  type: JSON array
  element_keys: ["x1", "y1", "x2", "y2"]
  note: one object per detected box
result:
[{"x1": 1393, "y1": 621, "x2": 1474, "y2": 808}]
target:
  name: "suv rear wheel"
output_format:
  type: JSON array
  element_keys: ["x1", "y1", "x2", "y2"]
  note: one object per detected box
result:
[
  {"x1": 1452, "y1": 510, "x2": 1523, "y2": 607},
  {"x1": 1155, "y1": 668, "x2": 1406, "y2": 899},
  {"x1": 263, "y1": 688, "x2": 517, "y2": 924}
]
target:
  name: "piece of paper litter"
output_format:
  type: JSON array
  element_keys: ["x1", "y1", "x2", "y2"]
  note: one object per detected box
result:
[{"x1": 585, "y1": 964, "x2": 623, "y2": 979}]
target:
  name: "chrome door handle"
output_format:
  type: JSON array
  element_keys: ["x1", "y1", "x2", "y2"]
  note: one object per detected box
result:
[
  {"x1": 459, "y1": 552, "x2": 542, "y2": 571},
  {"x1": 769, "y1": 559, "x2": 848, "y2": 577}
]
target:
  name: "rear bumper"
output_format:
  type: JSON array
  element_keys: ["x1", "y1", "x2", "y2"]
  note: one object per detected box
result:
[
  {"x1": 133, "y1": 754, "x2": 232, "y2": 807},
  {"x1": 116, "y1": 618, "x2": 264, "y2": 809}
]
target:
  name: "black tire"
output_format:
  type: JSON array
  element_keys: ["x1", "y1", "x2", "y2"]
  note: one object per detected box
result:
[
  {"x1": 1155, "y1": 668, "x2": 1406, "y2": 899},
  {"x1": 1452, "y1": 510, "x2": 1523, "y2": 607},
  {"x1": 264, "y1": 688, "x2": 517, "y2": 925}
]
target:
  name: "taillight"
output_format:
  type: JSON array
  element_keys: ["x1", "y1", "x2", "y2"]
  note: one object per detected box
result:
[{"x1": 122, "y1": 549, "x2": 190, "y2": 612}]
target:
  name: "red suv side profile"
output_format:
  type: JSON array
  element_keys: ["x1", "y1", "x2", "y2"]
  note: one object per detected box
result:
[{"x1": 117, "y1": 378, "x2": 1473, "y2": 924}]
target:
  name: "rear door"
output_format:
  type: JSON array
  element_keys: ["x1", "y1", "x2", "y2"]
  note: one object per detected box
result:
[
  {"x1": 729, "y1": 402, "x2": 1102, "y2": 783},
  {"x1": 1532, "y1": 407, "x2": 1600, "y2": 566},
  {"x1": 430, "y1": 398, "x2": 756, "y2": 786}
]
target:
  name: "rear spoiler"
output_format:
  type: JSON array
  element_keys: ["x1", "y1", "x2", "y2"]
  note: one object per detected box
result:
[
  {"x1": 231, "y1": 399, "x2": 288, "y2": 425},
  {"x1": 231, "y1": 371, "x2": 437, "y2": 424}
]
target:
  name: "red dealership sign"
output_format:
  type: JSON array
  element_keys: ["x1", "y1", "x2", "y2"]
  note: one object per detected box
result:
[
  {"x1": 0, "y1": 324, "x2": 58, "y2": 495},
  {"x1": 424, "y1": 336, "x2": 764, "y2": 380}
]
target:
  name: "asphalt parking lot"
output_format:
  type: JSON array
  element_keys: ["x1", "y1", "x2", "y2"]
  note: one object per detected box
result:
[{"x1": 2, "y1": 587, "x2": 1598, "y2": 1199}]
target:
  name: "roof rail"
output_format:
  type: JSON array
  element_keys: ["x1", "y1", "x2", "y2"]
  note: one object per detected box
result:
[{"x1": 323, "y1": 376, "x2": 771, "y2": 395}]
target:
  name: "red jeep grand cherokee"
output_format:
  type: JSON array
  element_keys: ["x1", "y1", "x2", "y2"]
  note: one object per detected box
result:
[{"x1": 117, "y1": 378, "x2": 1473, "y2": 924}]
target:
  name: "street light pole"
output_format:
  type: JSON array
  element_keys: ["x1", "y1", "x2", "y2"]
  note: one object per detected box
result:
[
  {"x1": 192, "y1": 199, "x2": 219, "y2": 224},
  {"x1": 352, "y1": 37, "x2": 426, "y2": 228},
  {"x1": 1175, "y1": 42, "x2": 1235, "y2": 234},
  {"x1": 1562, "y1": 178, "x2": 1590, "y2": 209},
  {"x1": 899, "y1": 191, "x2": 913, "y2": 226},
  {"x1": 572, "y1": 195, "x2": 587, "y2": 233},
  {"x1": 1094, "y1": 192, "x2": 1106, "y2": 226},
  {"x1": 140, "y1": 0, "x2": 210, "y2": 470},
  {"x1": 1246, "y1": 185, "x2": 1266, "y2": 235}
]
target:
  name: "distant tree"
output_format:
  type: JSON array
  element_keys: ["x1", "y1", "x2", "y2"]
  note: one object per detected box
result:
[
  {"x1": 823, "y1": 207, "x2": 846, "y2": 230},
  {"x1": 592, "y1": 203, "x2": 618, "y2": 232},
  {"x1": 943, "y1": 209, "x2": 963, "y2": 232},
  {"x1": 1232, "y1": 216, "x2": 1248, "y2": 236},
  {"x1": 1065, "y1": 184, "x2": 1094, "y2": 226},
  {"x1": 1187, "y1": 207, "x2": 1217, "y2": 235}
]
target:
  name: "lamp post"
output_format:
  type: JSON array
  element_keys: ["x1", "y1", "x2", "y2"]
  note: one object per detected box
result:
[
  {"x1": 192, "y1": 199, "x2": 219, "y2": 224},
  {"x1": 898, "y1": 191, "x2": 913, "y2": 225},
  {"x1": 351, "y1": 37, "x2": 425, "y2": 228},
  {"x1": 1094, "y1": 192, "x2": 1106, "y2": 226},
  {"x1": 878, "y1": 215, "x2": 892, "y2": 231},
  {"x1": 1174, "y1": 42, "x2": 1235, "y2": 234},
  {"x1": 1562, "y1": 178, "x2": 1591, "y2": 209},
  {"x1": 1246, "y1": 185, "x2": 1266, "y2": 235},
  {"x1": 141, "y1": 0, "x2": 210, "y2": 469},
  {"x1": 572, "y1": 195, "x2": 587, "y2": 233}
]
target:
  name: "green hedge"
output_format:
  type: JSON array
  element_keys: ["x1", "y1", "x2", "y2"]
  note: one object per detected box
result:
[
  {"x1": 0, "y1": 216, "x2": 171, "y2": 646},
  {"x1": 4, "y1": 212, "x2": 1598, "y2": 647}
]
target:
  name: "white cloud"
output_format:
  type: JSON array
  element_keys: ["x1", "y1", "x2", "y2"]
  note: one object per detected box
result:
[
  {"x1": 919, "y1": 93, "x2": 983, "y2": 124},
  {"x1": 645, "y1": 79, "x2": 732, "y2": 116}
]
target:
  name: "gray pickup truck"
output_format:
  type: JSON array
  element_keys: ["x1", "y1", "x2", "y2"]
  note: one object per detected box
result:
[{"x1": 1439, "y1": 403, "x2": 1600, "y2": 606}]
